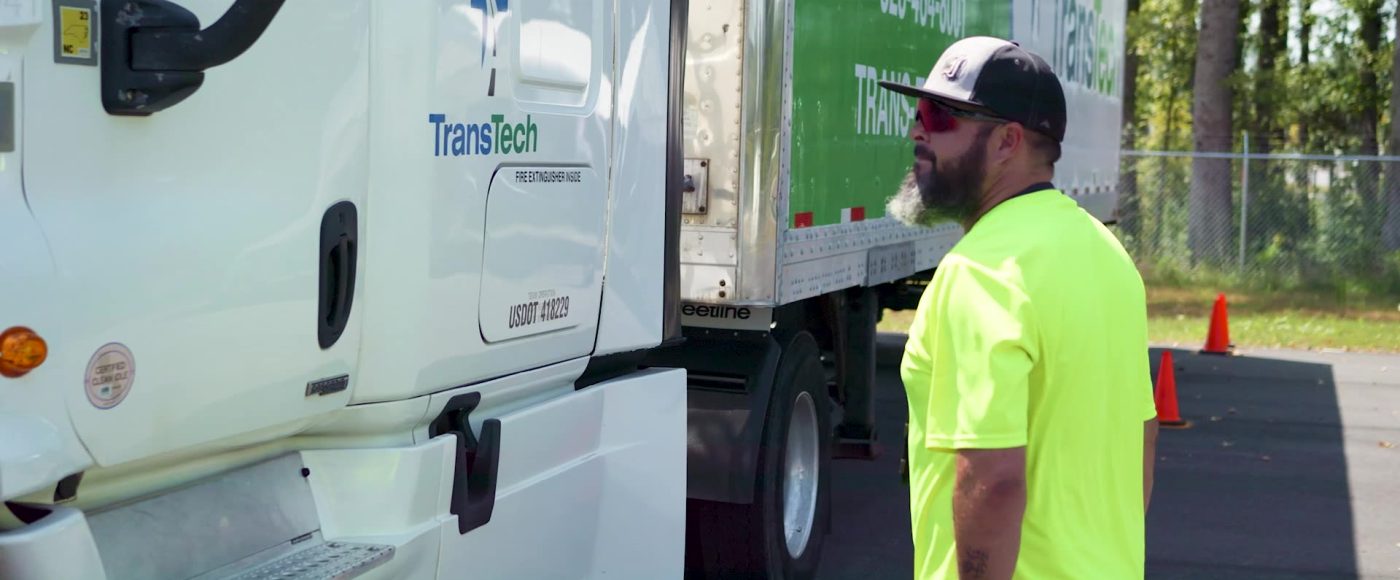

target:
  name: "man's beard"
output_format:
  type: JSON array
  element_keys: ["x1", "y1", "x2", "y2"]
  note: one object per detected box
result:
[{"x1": 886, "y1": 138, "x2": 988, "y2": 228}]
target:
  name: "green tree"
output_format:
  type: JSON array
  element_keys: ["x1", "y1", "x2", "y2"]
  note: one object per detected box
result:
[
  {"x1": 1386, "y1": 0, "x2": 1400, "y2": 250},
  {"x1": 1190, "y1": 0, "x2": 1244, "y2": 265},
  {"x1": 1357, "y1": 0, "x2": 1385, "y2": 258},
  {"x1": 1119, "y1": 0, "x2": 1143, "y2": 241}
]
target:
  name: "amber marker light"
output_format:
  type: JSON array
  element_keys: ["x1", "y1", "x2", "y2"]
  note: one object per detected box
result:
[{"x1": 1, "y1": 327, "x2": 48, "y2": 378}]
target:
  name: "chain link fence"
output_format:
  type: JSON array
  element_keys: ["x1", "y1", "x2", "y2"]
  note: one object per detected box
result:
[{"x1": 1115, "y1": 149, "x2": 1400, "y2": 292}]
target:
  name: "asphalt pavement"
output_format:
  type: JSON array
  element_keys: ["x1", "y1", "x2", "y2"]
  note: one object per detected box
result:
[{"x1": 815, "y1": 334, "x2": 1400, "y2": 579}]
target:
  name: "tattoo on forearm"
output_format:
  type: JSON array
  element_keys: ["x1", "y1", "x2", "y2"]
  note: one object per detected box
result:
[{"x1": 960, "y1": 549, "x2": 990, "y2": 579}]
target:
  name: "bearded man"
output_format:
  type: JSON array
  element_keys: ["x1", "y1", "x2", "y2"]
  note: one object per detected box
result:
[{"x1": 880, "y1": 36, "x2": 1160, "y2": 580}]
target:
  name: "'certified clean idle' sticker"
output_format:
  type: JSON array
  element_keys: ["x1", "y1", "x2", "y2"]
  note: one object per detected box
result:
[{"x1": 85, "y1": 343, "x2": 135, "y2": 409}]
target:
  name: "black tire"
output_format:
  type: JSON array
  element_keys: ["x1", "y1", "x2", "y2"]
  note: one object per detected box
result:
[{"x1": 686, "y1": 332, "x2": 833, "y2": 579}]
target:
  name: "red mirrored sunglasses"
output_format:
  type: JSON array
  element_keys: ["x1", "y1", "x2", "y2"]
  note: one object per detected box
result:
[{"x1": 915, "y1": 98, "x2": 1007, "y2": 133}]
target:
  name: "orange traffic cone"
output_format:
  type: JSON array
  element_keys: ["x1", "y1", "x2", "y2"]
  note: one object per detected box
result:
[
  {"x1": 1155, "y1": 351, "x2": 1190, "y2": 428},
  {"x1": 1201, "y1": 293, "x2": 1234, "y2": 355}
]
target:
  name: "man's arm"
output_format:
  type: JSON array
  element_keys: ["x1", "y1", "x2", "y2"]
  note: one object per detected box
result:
[
  {"x1": 1144, "y1": 418, "x2": 1159, "y2": 512},
  {"x1": 953, "y1": 447, "x2": 1027, "y2": 580}
]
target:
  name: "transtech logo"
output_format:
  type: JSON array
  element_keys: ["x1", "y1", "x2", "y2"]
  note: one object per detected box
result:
[
  {"x1": 429, "y1": 113, "x2": 539, "y2": 157},
  {"x1": 1049, "y1": 0, "x2": 1122, "y2": 97}
]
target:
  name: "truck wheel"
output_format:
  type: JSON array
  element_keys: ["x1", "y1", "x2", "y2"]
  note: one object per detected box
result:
[
  {"x1": 687, "y1": 332, "x2": 832, "y2": 579},
  {"x1": 757, "y1": 332, "x2": 832, "y2": 579}
]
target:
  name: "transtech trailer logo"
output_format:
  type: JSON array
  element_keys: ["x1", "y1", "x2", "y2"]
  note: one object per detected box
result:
[
  {"x1": 1048, "y1": 0, "x2": 1122, "y2": 97},
  {"x1": 428, "y1": 113, "x2": 539, "y2": 157}
]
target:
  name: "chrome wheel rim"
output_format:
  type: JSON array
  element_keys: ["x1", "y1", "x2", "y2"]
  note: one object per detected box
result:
[{"x1": 783, "y1": 391, "x2": 820, "y2": 559}]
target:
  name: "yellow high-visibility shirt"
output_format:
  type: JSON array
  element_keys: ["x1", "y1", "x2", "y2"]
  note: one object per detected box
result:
[{"x1": 900, "y1": 188, "x2": 1158, "y2": 579}]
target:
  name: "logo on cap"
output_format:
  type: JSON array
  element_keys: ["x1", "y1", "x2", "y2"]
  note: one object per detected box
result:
[{"x1": 941, "y1": 56, "x2": 966, "y2": 81}]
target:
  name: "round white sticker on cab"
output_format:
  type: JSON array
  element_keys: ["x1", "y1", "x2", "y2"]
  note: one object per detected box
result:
[{"x1": 85, "y1": 343, "x2": 135, "y2": 410}]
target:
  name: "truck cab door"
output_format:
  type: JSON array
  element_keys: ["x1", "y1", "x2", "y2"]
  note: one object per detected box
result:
[
  {"x1": 20, "y1": 0, "x2": 370, "y2": 467},
  {"x1": 353, "y1": 0, "x2": 615, "y2": 403}
]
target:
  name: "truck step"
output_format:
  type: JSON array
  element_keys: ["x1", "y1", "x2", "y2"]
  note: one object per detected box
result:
[
  {"x1": 225, "y1": 541, "x2": 393, "y2": 580},
  {"x1": 86, "y1": 454, "x2": 396, "y2": 580}
]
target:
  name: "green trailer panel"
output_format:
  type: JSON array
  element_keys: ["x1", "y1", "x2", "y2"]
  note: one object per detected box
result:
[{"x1": 788, "y1": 1, "x2": 1010, "y2": 228}]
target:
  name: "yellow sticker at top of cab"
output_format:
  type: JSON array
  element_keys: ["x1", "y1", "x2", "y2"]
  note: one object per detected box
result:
[{"x1": 59, "y1": 6, "x2": 91, "y2": 59}]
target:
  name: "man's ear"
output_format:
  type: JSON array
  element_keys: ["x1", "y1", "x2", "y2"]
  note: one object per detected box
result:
[{"x1": 990, "y1": 123, "x2": 1023, "y2": 165}]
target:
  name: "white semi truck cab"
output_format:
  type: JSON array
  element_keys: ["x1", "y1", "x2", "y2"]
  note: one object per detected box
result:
[
  {"x1": 0, "y1": 0, "x2": 1126, "y2": 577},
  {"x1": 1, "y1": 0, "x2": 690, "y2": 578}
]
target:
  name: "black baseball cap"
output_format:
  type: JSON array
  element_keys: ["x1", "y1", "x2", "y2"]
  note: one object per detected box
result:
[{"x1": 879, "y1": 36, "x2": 1067, "y2": 143}]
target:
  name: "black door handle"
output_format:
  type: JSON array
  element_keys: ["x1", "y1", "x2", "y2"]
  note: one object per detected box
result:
[
  {"x1": 101, "y1": 0, "x2": 286, "y2": 116},
  {"x1": 428, "y1": 393, "x2": 503, "y2": 535},
  {"x1": 318, "y1": 202, "x2": 357, "y2": 349},
  {"x1": 332, "y1": 238, "x2": 351, "y2": 327}
]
